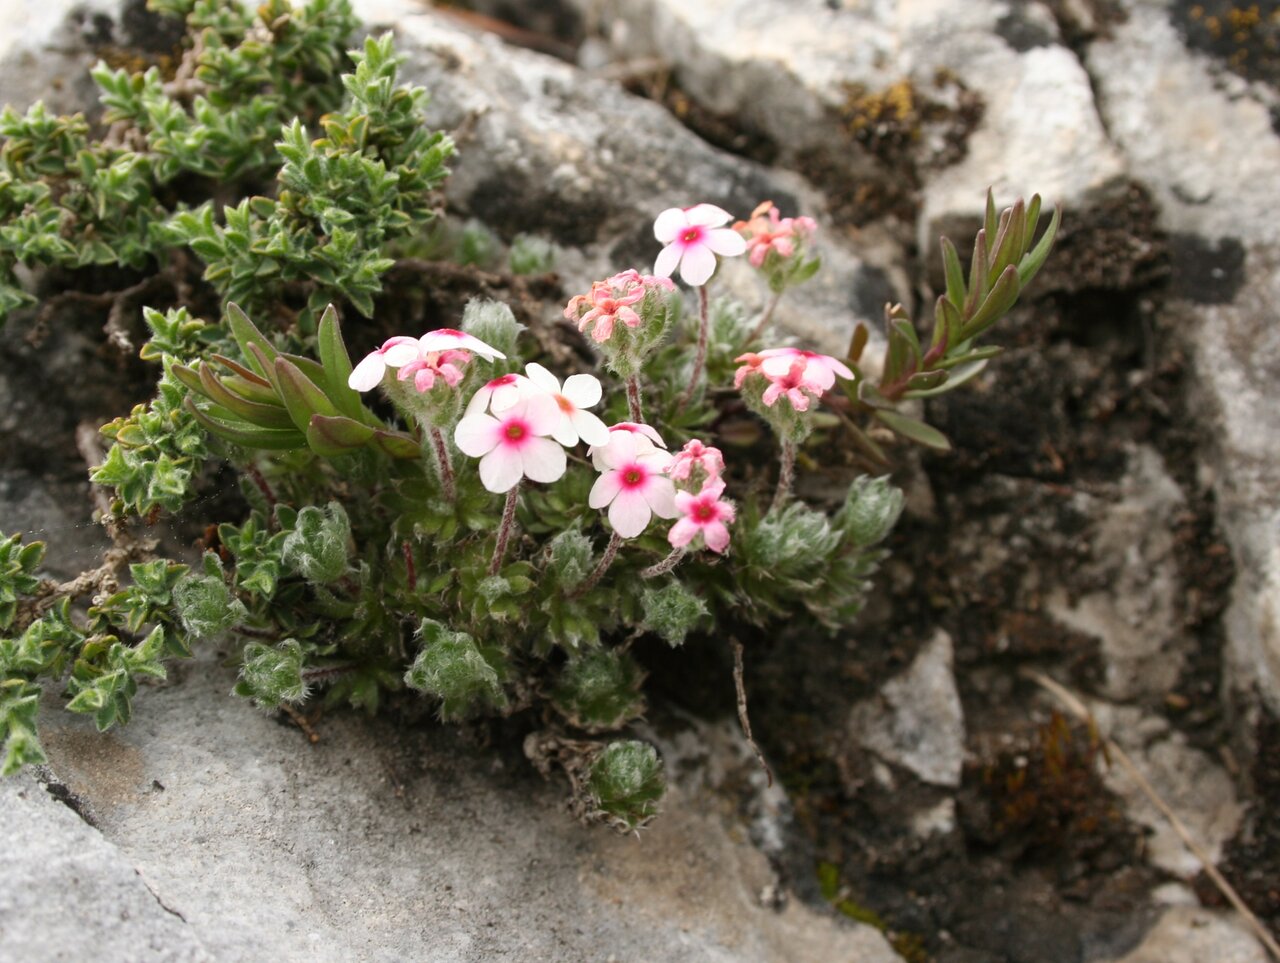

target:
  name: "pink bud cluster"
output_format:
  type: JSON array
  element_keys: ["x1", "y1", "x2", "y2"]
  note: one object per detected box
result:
[
  {"x1": 734, "y1": 201, "x2": 818, "y2": 269},
  {"x1": 564, "y1": 270, "x2": 674, "y2": 344},
  {"x1": 734, "y1": 347, "x2": 853, "y2": 412}
]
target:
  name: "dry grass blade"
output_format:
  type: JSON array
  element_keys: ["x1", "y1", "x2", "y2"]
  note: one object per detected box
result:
[{"x1": 1021, "y1": 668, "x2": 1280, "y2": 961}]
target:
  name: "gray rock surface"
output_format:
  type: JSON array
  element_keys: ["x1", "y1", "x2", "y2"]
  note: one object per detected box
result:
[
  {"x1": 0, "y1": 771, "x2": 211, "y2": 961},
  {"x1": 354, "y1": 0, "x2": 898, "y2": 354},
  {"x1": 1087, "y1": 2, "x2": 1280, "y2": 711},
  {"x1": 1114, "y1": 906, "x2": 1268, "y2": 963},
  {"x1": 849, "y1": 629, "x2": 965, "y2": 787},
  {"x1": 33, "y1": 657, "x2": 897, "y2": 963}
]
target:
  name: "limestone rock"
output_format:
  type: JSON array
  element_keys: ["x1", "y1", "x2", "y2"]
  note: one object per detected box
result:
[
  {"x1": 849, "y1": 629, "x2": 966, "y2": 787},
  {"x1": 30, "y1": 657, "x2": 897, "y2": 962},
  {"x1": 1114, "y1": 906, "x2": 1268, "y2": 963}
]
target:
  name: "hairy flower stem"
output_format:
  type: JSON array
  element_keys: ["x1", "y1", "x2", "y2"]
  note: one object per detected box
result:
[
  {"x1": 746, "y1": 288, "x2": 783, "y2": 345},
  {"x1": 625, "y1": 375, "x2": 645, "y2": 423},
  {"x1": 771, "y1": 439, "x2": 796, "y2": 514},
  {"x1": 402, "y1": 540, "x2": 416, "y2": 588},
  {"x1": 428, "y1": 427, "x2": 456, "y2": 501},
  {"x1": 679, "y1": 286, "x2": 711, "y2": 410},
  {"x1": 489, "y1": 483, "x2": 521, "y2": 575},
  {"x1": 572, "y1": 531, "x2": 623, "y2": 599},
  {"x1": 641, "y1": 546, "x2": 685, "y2": 579}
]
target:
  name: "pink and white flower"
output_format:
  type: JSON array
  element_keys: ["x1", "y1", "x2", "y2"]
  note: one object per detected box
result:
[
  {"x1": 465, "y1": 372, "x2": 531, "y2": 416},
  {"x1": 733, "y1": 352, "x2": 766, "y2": 389},
  {"x1": 758, "y1": 347, "x2": 854, "y2": 392},
  {"x1": 417, "y1": 328, "x2": 506, "y2": 361},
  {"x1": 668, "y1": 478, "x2": 735, "y2": 554},
  {"x1": 734, "y1": 201, "x2": 818, "y2": 268},
  {"x1": 396, "y1": 348, "x2": 471, "y2": 393},
  {"x1": 454, "y1": 394, "x2": 567, "y2": 493},
  {"x1": 588, "y1": 431, "x2": 678, "y2": 538},
  {"x1": 589, "y1": 421, "x2": 667, "y2": 470},
  {"x1": 668, "y1": 439, "x2": 725, "y2": 485},
  {"x1": 522, "y1": 363, "x2": 610, "y2": 447},
  {"x1": 348, "y1": 336, "x2": 421, "y2": 391},
  {"x1": 653, "y1": 204, "x2": 748, "y2": 286},
  {"x1": 761, "y1": 358, "x2": 826, "y2": 412}
]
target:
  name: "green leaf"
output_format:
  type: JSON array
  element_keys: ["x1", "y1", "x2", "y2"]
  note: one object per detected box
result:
[
  {"x1": 274, "y1": 357, "x2": 340, "y2": 433},
  {"x1": 940, "y1": 235, "x2": 966, "y2": 311},
  {"x1": 184, "y1": 397, "x2": 306, "y2": 449},
  {"x1": 316, "y1": 305, "x2": 370, "y2": 422},
  {"x1": 874, "y1": 409, "x2": 952, "y2": 450},
  {"x1": 959, "y1": 264, "x2": 1020, "y2": 341},
  {"x1": 226, "y1": 303, "x2": 277, "y2": 375},
  {"x1": 307, "y1": 414, "x2": 374, "y2": 456},
  {"x1": 1018, "y1": 202, "x2": 1062, "y2": 289}
]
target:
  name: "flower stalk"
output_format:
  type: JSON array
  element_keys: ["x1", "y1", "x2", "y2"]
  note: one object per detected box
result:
[
  {"x1": 641, "y1": 546, "x2": 685, "y2": 579},
  {"x1": 771, "y1": 439, "x2": 796, "y2": 514},
  {"x1": 428, "y1": 426, "x2": 456, "y2": 501},
  {"x1": 625, "y1": 375, "x2": 645, "y2": 423},
  {"x1": 489, "y1": 482, "x2": 521, "y2": 575},
  {"x1": 573, "y1": 531, "x2": 623, "y2": 599},
  {"x1": 680, "y1": 286, "x2": 710, "y2": 410}
]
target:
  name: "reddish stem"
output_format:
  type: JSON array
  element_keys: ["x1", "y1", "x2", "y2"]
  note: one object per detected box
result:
[
  {"x1": 429, "y1": 427, "x2": 456, "y2": 501},
  {"x1": 770, "y1": 439, "x2": 796, "y2": 514},
  {"x1": 402, "y1": 540, "x2": 417, "y2": 588},
  {"x1": 640, "y1": 546, "x2": 684, "y2": 579},
  {"x1": 625, "y1": 375, "x2": 645, "y2": 423},
  {"x1": 572, "y1": 531, "x2": 623, "y2": 598},
  {"x1": 489, "y1": 483, "x2": 521, "y2": 575}
]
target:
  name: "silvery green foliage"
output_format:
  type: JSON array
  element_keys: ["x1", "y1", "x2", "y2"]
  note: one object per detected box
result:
[
  {"x1": 404, "y1": 619, "x2": 509, "y2": 720},
  {"x1": 641, "y1": 582, "x2": 708, "y2": 648},
  {"x1": 236, "y1": 639, "x2": 308, "y2": 708},
  {"x1": 0, "y1": 0, "x2": 362, "y2": 321},
  {"x1": 589, "y1": 740, "x2": 665, "y2": 831},
  {"x1": 546, "y1": 530, "x2": 595, "y2": 592},
  {"x1": 281, "y1": 502, "x2": 351, "y2": 584},
  {"x1": 841, "y1": 475, "x2": 904, "y2": 548},
  {"x1": 172, "y1": 554, "x2": 249, "y2": 639},
  {"x1": 552, "y1": 649, "x2": 646, "y2": 731}
]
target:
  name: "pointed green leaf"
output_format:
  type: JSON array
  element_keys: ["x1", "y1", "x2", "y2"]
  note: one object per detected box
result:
[
  {"x1": 307, "y1": 414, "x2": 375, "y2": 456},
  {"x1": 875, "y1": 409, "x2": 952, "y2": 450},
  {"x1": 275, "y1": 358, "x2": 340, "y2": 432},
  {"x1": 184, "y1": 398, "x2": 306, "y2": 450},
  {"x1": 960, "y1": 264, "x2": 1020, "y2": 341},
  {"x1": 904, "y1": 358, "x2": 989, "y2": 398},
  {"x1": 226, "y1": 303, "x2": 277, "y2": 375},
  {"x1": 940, "y1": 236, "x2": 966, "y2": 311},
  {"x1": 196, "y1": 363, "x2": 295, "y2": 429},
  {"x1": 1017, "y1": 203, "x2": 1062, "y2": 289},
  {"x1": 316, "y1": 306, "x2": 372, "y2": 423},
  {"x1": 371, "y1": 429, "x2": 421, "y2": 459}
]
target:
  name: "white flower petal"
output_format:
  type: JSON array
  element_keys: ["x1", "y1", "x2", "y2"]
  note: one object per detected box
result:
[
  {"x1": 454, "y1": 414, "x2": 501, "y2": 457},
  {"x1": 523, "y1": 362, "x2": 561, "y2": 394},
  {"x1": 521, "y1": 437, "x2": 567, "y2": 484},
  {"x1": 347, "y1": 353, "x2": 386, "y2": 391},
  {"x1": 561, "y1": 373, "x2": 602, "y2": 409},
  {"x1": 609, "y1": 489, "x2": 652, "y2": 538},
  {"x1": 637, "y1": 448, "x2": 674, "y2": 472},
  {"x1": 522, "y1": 392, "x2": 561, "y2": 436},
  {"x1": 571, "y1": 410, "x2": 610, "y2": 447},
  {"x1": 704, "y1": 227, "x2": 747, "y2": 257},
  {"x1": 479, "y1": 447, "x2": 523, "y2": 493},
  {"x1": 550, "y1": 415, "x2": 578, "y2": 448},
  {"x1": 597, "y1": 430, "x2": 639, "y2": 469},
  {"x1": 653, "y1": 243, "x2": 682, "y2": 279},
  {"x1": 589, "y1": 470, "x2": 623, "y2": 509},
  {"x1": 653, "y1": 207, "x2": 688, "y2": 243},
  {"x1": 645, "y1": 476, "x2": 679, "y2": 519},
  {"x1": 686, "y1": 203, "x2": 733, "y2": 227},
  {"x1": 679, "y1": 244, "x2": 717, "y2": 287},
  {"x1": 381, "y1": 341, "x2": 420, "y2": 367}
]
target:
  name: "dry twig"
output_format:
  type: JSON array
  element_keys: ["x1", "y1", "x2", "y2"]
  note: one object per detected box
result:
[{"x1": 1022, "y1": 668, "x2": 1280, "y2": 961}]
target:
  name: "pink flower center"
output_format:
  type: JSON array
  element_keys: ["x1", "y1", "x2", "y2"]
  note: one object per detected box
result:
[
  {"x1": 620, "y1": 465, "x2": 647, "y2": 488},
  {"x1": 694, "y1": 501, "x2": 716, "y2": 522},
  {"x1": 435, "y1": 328, "x2": 463, "y2": 337},
  {"x1": 503, "y1": 421, "x2": 528, "y2": 443},
  {"x1": 681, "y1": 226, "x2": 703, "y2": 245}
]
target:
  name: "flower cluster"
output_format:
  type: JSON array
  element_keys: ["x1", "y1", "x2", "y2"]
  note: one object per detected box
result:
[{"x1": 735, "y1": 201, "x2": 817, "y2": 269}]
